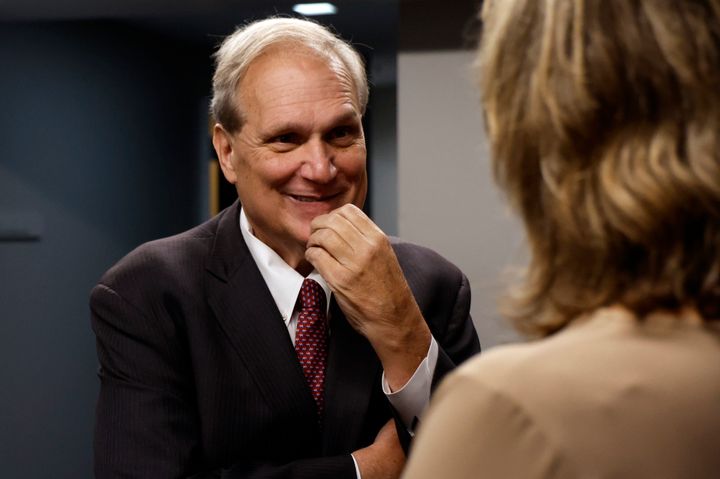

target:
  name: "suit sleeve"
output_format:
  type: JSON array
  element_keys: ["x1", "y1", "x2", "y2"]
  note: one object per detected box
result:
[
  {"x1": 91, "y1": 284, "x2": 357, "y2": 479},
  {"x1": 432, "y1": 273, "x2": 481, "y2": 389}
]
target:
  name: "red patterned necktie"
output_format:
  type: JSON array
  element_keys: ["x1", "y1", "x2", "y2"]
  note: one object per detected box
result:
[{"x1": 295, "y1": 278, "x2": 329, "y2": 418}]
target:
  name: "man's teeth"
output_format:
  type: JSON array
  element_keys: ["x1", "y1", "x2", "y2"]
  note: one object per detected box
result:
[{"x1": 293, "y1": 195, "x2": 321, "y2": 202}]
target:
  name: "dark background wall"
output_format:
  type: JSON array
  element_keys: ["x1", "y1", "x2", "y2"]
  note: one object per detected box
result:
[{"x1": 0, "y1": 21, "x2": 210, "y2": 475}]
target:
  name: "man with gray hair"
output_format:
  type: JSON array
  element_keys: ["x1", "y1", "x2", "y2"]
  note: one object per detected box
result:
[{"x1": 91, "y1": 17, "x2": 479, "y2": 478}]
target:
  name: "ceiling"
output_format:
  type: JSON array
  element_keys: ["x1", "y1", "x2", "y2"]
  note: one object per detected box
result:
[
  {"x1": 0, "y1": 0, "x2": 482, "y2": 51},
  {"x1": 400, "y1": 0, "x2": 482, "y2": 50}
]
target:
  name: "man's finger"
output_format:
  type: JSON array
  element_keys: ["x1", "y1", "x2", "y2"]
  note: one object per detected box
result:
[
  {"x1": 305, "y1": 245, "x2": 351, "y2": 288},
  {"x1": 333, "y1": 204, "x2": 385, "y2": 239},
  {"x1": 310, "y1": 207, "x2": 365, "y2": 243},
  {"x1": 306, "y1": 226, "x2": 355, "y2": 266}
]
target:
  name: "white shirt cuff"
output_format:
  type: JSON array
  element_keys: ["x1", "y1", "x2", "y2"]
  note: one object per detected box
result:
[
  {"x1": 351, "y1": 453, "x2": 362, "y2": 479},
  {"x1": 381, "y1": 336, "x2": 438, "y2": 434}
]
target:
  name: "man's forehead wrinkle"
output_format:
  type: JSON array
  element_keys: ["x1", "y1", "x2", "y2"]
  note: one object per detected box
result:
[
  {"x1": 257, "y1": 71, "x2": 354, "y2": 101},
  {"x1": 239, "y1": 49, "x2": 360, "y2": 116},
  {"x1": 260, "y1": 91, "x2": 357, "y2": 114}
]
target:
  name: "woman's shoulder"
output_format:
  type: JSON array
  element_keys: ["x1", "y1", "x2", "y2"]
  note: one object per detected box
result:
[{"x1": 450, "y1": 306, "x2": 720, "y2": 403}]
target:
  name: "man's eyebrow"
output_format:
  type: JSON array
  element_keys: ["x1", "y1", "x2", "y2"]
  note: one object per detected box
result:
[
  {"x1": 264, "y1": 121, "x2": 302, "y2": 135},
  {"x1": 330, "y1": 111, "x2": 362, "y2": 126},
  {"x1": 265, "y1": 111, "x2": 361, "y2": 135}
]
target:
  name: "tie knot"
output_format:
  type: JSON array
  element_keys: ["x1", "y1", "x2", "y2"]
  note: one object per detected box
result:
[{"x1": 299, "y1": 278, "x2": 326, "y2": 313}]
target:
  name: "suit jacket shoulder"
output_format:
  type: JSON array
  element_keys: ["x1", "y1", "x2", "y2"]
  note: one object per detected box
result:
[
  {"x1": 97, "y1": 207, "x2": 224, "y2": 295},
  {"x1": 390, "y1": 237, "x2": 470, "y2": 336}
]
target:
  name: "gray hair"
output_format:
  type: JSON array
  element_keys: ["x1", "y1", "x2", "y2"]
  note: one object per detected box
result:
[{"x1": 211, "y1": 17, "x2": 369, "y2": 132}]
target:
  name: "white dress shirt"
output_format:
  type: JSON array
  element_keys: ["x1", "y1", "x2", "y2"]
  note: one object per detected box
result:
[{"x1": 239, "y1": 208, "x2": 438, "y2": 477}]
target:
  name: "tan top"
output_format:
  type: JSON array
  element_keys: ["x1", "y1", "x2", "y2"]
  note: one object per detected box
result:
[{"x1": 403, "y1": 307, "x2": 720, "y2": 479}]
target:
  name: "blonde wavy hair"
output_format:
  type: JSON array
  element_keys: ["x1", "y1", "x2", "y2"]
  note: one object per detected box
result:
[{"x1": 478, "y1": 0, "x2": 720, "y2": 336}]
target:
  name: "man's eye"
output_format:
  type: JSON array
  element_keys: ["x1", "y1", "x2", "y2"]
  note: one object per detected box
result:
[
  {"x1": 273, "y1": 133, "x2": 299, "y2": 144},
  {"x1": 329, "y1": 126, "x2": 357, "y2": 142},
  {"x1": 331, "y1": 127, "x2": 350, "y2": 138}
]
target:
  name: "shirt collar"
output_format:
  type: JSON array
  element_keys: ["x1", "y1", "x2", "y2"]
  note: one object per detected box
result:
[{"x1": 239, "y1": 207, "x2": 332, "y2": 325}]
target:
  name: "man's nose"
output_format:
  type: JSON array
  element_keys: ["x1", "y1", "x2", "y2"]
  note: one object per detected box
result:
[{"x1": 299, "y1": 139, "x2": 337, "y2": 183}]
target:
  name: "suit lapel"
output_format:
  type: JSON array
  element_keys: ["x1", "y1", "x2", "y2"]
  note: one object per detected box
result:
[
  {"x1": 321, "y1": 299, "x2": 381, "y2": 454},
  {"x1": 205, "y1": 202, "x2": 318, "y2": 429}
]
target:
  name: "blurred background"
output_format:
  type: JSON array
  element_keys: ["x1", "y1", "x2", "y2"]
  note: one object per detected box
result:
[{"x1": 0, "y1": 0, "x2": 525, "y2": 475}]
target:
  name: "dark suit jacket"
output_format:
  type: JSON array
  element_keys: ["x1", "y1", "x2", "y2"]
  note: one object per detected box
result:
[{"x1": 91, "y1": 201, "x2": 480, "y2": 478}]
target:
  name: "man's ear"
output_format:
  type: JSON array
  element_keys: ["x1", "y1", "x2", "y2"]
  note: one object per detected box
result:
[{"x1": 212, "y1": 124, "x2": 237, "y2": 184}]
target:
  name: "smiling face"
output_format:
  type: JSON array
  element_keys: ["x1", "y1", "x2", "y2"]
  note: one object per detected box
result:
[{"x1": 213, "y1": 47, "x2": 368, "y2": 271}]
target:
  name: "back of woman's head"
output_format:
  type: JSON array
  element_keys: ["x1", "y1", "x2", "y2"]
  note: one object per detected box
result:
[{"x1": 477, "y1": 0, "x2": 720, "y2": 335}]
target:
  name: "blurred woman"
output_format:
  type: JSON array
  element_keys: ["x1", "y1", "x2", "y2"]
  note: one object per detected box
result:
[{"x1": 403, "y1": 0, "x2": 720, "y2": 477}]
